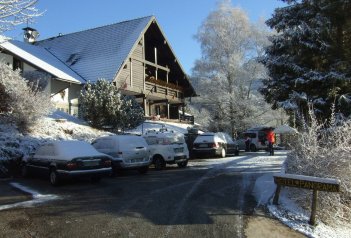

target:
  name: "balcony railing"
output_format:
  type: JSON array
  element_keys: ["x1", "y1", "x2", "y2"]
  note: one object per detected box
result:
[{"x1": 145, "y1": 76, "x2": 184, "y2": 99}]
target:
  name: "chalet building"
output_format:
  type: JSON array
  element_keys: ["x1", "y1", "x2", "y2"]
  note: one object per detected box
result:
[{"x1": 0, "y1": 16, "x2": 196, "y2": 122}]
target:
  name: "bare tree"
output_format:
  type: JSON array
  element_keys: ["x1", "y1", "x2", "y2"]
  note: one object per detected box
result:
[{"x1": 0, "y1": 0, "x2": 42, "y2": 33}]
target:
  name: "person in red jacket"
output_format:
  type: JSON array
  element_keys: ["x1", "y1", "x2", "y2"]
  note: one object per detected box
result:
[{"x1": 266, "y1": 129, "x2": 275, "y2": 156}]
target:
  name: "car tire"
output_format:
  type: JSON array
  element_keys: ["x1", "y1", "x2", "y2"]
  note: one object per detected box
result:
[
  {"x1": 138, "y1": 166, "x2": 149, "y2": 174},
  {"x1": 250, "y1": 144, "x2": 257, "y2": 152},
  {"x1": 20, "y1": 163, "x2": 29, "y2": 178},
  {"x1": 177, "y1": 161, "x2": 188, "y2": 168},
  {"x1": 154, "y1": 156, "x2": 166, "y2": 170},
  {"x1": 235, "y1": 150, "x2": 239, "y2": 156},
  {"x1": 220, "y1": 148, "x2": 226, "y2": 158},
  {"x1": 49, "y1": 168, "x2": 60, "y2": 186}
]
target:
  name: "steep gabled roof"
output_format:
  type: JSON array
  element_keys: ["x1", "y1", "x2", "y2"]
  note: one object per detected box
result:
[
  {"x1": 0, "y1": 39, "x2": 85, "y2": 84},
  {"x1": 35, "y1": 16, "x2": 154, "y2": 83}
]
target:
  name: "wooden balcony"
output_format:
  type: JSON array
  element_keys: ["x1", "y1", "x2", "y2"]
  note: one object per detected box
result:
[{"x1": 145, "y1": 76, "x2": 184, "y2": 101}]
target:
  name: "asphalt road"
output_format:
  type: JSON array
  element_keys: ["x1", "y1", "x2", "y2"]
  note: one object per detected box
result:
[{"x1": 0, "y1": 152, "x2": 305, "y2": 238}]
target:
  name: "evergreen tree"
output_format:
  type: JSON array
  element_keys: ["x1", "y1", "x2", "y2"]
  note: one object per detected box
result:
[
  {"x1": 260, "y1": 0, "x2": 351, "y2": 122},
  {"x1": 119, "y1": 95, "x2": 145, "y2": 132},
  {"x1": 79, "y1": 79, "x2": 144, "y2": 132}
]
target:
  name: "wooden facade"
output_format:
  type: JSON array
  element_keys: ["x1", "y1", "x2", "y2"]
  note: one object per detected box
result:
[{"x1": 115, "y1": 20, "x2": 195, "y2": 121}]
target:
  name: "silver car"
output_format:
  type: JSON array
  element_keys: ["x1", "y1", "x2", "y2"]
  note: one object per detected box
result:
[{"x1": 92, "y1": 135, "x2": 151, "y2": 174}]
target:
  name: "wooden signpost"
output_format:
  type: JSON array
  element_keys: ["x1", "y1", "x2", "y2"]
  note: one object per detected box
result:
[{"x1": 273, "y1": 173, "x2": 340, "y2": 226}]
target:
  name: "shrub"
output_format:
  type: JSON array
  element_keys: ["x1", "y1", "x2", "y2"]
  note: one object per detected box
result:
[
  {"x1": 0, "y1": 63, "x2": 53, "y2": 131},
  {"x1": 79, "y1": 79, "x2": 145, "y2": 132},
  {"x1": 285, "y1": 108, "x2": 351, "y2": 225}
]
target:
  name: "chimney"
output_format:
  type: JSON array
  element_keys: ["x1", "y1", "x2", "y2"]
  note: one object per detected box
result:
[{"x1": 23, "y1": 27, "x2": 39, "y2": 43}]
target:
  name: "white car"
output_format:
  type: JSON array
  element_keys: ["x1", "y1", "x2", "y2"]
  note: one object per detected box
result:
[
  {"x1": 143, "y1": 130, "x2": 189, "y2": 170},
  {"x1": 92, "y1": 135, "x2": 151, "y2": 174},
  {"x1": 21, "y1": 140, "x2": 112, "y2": 186}
]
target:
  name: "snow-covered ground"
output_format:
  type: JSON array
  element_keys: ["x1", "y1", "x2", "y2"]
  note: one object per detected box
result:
[
  {"x1": 127, "y1": 119, "x2": 194, "y2": 134},
  {"x1": 252, "y1": 153, "x2": 351, "y2": 238},
  {"x1": 0, "y1": 111, "x2": 350, "y2": 237}
]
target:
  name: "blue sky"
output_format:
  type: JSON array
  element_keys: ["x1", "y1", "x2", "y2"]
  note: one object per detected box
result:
[{"x1": 6, "y1": 0, "x2": 286, "y2": 74}]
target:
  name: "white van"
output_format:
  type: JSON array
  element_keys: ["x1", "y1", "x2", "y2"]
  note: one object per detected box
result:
[
  {"x1": 143, "y1": 130, "x2": 189, "y2": 170},
  {"x1": 236, "y1": 127, "x2": 273, "y2": 152},
  {"x1": 92, "y1": 135, "x2": 151, "y2": 174}
]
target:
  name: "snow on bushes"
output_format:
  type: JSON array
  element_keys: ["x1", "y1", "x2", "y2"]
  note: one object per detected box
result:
[
  {"x1": 285, "y1": 108, "x2": 351, "y2": 226},
  {"x1": 0, "y1": 63, "x2": 53, "y2": 131},
  {"x1": 79, "y1": 79, "x2": 144, "y2": 132}
]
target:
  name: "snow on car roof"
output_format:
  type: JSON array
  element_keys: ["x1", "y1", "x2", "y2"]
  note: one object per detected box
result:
[{"x1": 52, "y1": 140, "x2": 107, "y2": 159}]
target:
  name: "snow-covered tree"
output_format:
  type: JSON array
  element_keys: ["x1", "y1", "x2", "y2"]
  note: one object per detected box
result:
[
  {"x1": 260, "y1": 0, "x2": 351, "y2": 124},
  {"x1": 119, "y1": 95, "x2": 145, "y2": 132},
  {"x1": 0, "y1": 62, "x2": 53, "y2": 131},
  {"x1": 79, "y1": 79, "x2": 144, "y2": 132},
  {"x1": 0, "y1": 0, "x2": 42, "y2": 34},
  {"x1": 192, "y1": 0, "x2": 282, "y2": 135},
  {"x1": 286, "y1": 106, "x2": 351, "y2": 225}
]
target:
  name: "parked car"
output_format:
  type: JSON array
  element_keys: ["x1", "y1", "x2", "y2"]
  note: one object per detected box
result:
[
  {"x1": 192, "y1": 132, "x2": 239, "y2": 158},
  {"x1": 236, "y1": 127, "x2": 274, "y2": 152},
  {"x1": 21, "y1": 140, "x2": 112, "y2": 186},
  {"x1": 143, "y1": 130, "x2": 189, "y2": 170},
  {"x1": 91, "y1": 135, "x2": 151, "y2": 174}
]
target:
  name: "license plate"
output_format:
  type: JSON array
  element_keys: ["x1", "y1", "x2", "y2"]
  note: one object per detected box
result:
[
  {"x1": 83, "y1": 160, "x2": 100, "y2": 166},
  {"x1": 199, "y1": 144, "x2": 208, "y2": 148}
]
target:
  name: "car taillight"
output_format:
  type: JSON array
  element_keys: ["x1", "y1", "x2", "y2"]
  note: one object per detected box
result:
[
  {"x1": 66, "y1": 162, "x2": 77, "y2": 170},
  {"x1": 103, "y1": 160, "x2": 111, "y2": 167},
  {"x1": 211, "y1": 143, "x2": 219, "y2": 148}
]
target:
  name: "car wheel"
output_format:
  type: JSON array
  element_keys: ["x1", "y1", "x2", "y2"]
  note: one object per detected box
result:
[
  {"x1": 138, "y1": 166, "x2": 149, "y2": 174},
  {"x1": 49, "y1": 168, "x2": 59, "y2": 186},
  {"x1": 220, "y1": 148, "x2": 226, "y2": 158},
  {"x1": 20, "y1": 163, "x2": 29, "y2": 178},
  {"x1": 250, "y1": 144, "x2": 257, "y2": 152},
  {"x1": 177, "y1": 161, "x2": 188, "y2": 168},
  {"x1": 154, "y1": 156, "x2": 166, "y2": 170}
]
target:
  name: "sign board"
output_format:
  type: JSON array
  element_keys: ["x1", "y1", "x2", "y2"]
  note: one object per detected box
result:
[
  {"x1": 273, "y1": 173, "x2": 341, "y2": 226},
  {"x1": 273, "y1": 175, "x2": 340, "y2": 192}
]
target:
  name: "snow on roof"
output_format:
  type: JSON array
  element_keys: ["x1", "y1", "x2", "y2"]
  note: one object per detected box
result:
[
  {"x1": 274, "y1": 125, "x2": 298, "y2": 134},
  {"x1": 0, "y1": 39, "x2": 85, "y2": 84},
  {"x1": 35, "y1": 16, "x2": 153, "y2": 83}
]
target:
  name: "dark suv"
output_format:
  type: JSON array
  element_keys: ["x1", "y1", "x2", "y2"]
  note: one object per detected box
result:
[{"x1": 192, "y1": 132, "x2": 239, "y2": 158}]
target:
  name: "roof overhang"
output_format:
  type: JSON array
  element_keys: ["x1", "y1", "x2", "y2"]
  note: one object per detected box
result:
[{"x1": 0, "y1": 39, "x2": 84, "y2": 85}]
